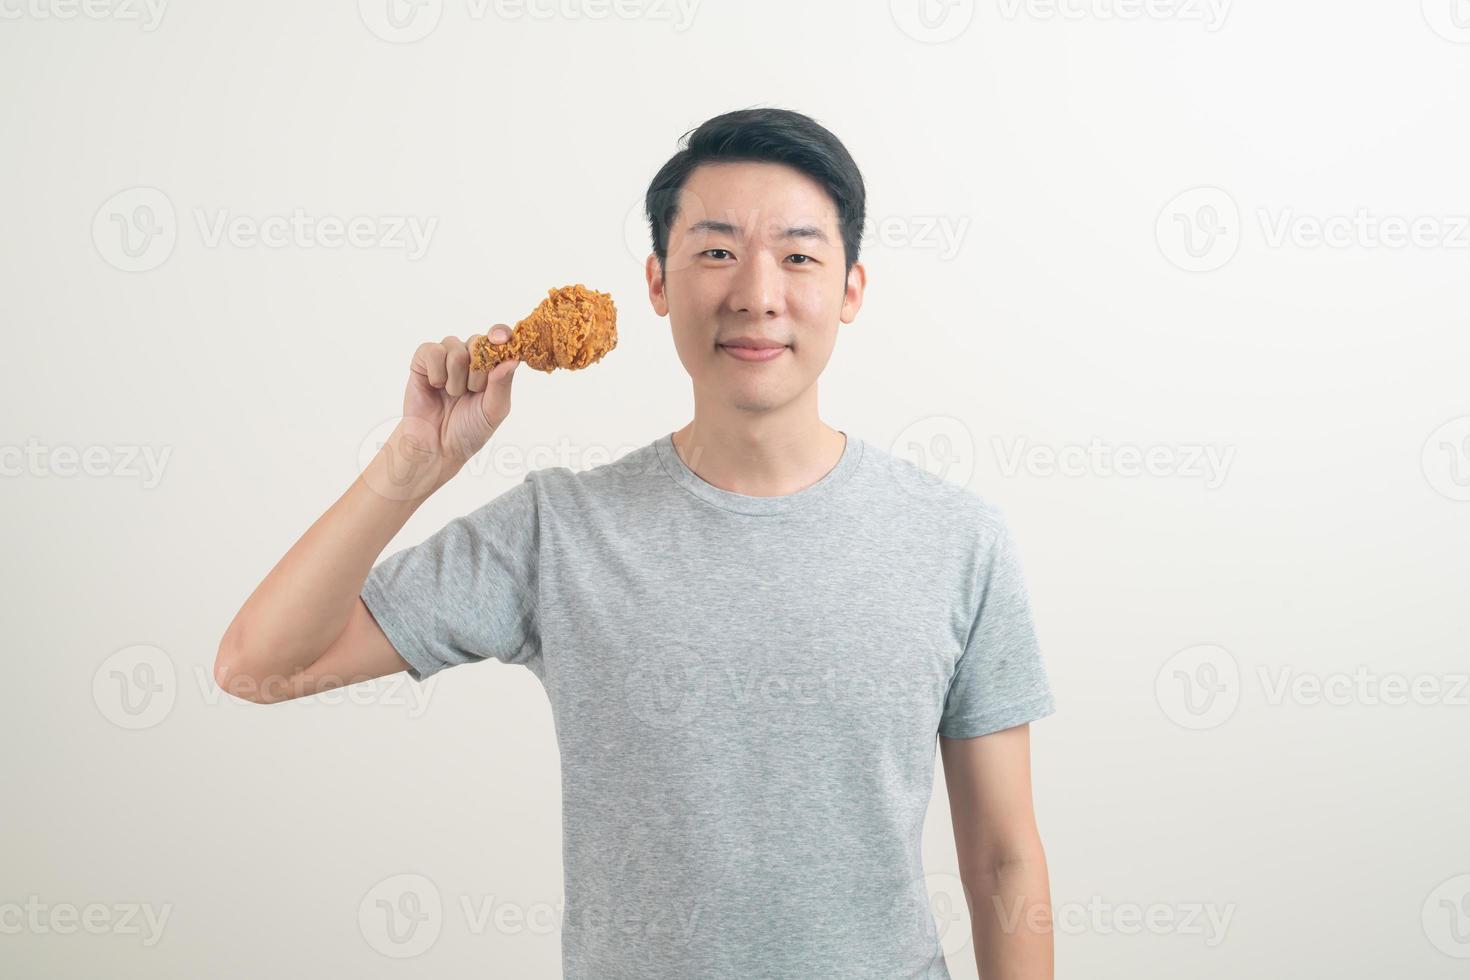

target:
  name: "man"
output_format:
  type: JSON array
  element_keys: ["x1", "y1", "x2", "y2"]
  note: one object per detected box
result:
[{"x1": 216, "y1": 107, "x2": 1057, "y2": 979}]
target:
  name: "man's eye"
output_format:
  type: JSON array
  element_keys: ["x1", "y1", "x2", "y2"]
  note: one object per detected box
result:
[{"x1": 699, "y1": 250, "x2": 814, "y2": 264}]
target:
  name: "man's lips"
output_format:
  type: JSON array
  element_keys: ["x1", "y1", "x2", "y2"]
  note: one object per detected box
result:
[
  {"x1": 719, "y1": 343, "x2": 787, "y2": 362},
  {"x1": 718, "y1": 336, "x2": 788, "y2": 349}
]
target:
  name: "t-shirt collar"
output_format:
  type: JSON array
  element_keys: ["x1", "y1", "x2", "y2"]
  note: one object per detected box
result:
[{"x1": 654, "y1": 429, "x2": 864, "y2": 516}]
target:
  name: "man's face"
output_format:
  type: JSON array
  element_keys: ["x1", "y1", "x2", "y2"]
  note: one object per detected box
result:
[{"x1": 646, "y1": 160, "x2": 865, "y2": 416}]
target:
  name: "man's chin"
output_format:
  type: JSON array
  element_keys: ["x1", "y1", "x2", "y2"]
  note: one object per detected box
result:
[{"x1": 716, "y1": 379, "x2": 795, "y2": 412}]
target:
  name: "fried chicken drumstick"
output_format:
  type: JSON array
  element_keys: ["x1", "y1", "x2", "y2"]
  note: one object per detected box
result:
[{"x1": 470, "y1": 284, "x2": 618, "y2": 374}]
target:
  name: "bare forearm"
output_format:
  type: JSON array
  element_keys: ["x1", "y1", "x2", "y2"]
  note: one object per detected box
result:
[
  {"x1": 965, "y1": 849, "x2": 1054, "y2": 980},
  {"x1": 217, "y1": 425, "x2": 456, "y2": 677}
]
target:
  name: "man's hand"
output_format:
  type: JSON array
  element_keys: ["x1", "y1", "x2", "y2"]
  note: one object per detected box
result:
[{"x1": 373, "y1": 326, "x2": 521, "y2": 499}]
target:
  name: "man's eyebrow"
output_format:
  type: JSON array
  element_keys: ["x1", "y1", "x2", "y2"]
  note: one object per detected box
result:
[
  {"x1": 782, "y1": 224, "x2": 831, "y2": 244},
  {"x1": 686, "y1": 219, "x2": 832, "y2": 245}
]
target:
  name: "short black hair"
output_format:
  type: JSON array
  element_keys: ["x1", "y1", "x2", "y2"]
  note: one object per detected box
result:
[{"x1": 643, "y1": 107, "x2": 867, "y2": 279}]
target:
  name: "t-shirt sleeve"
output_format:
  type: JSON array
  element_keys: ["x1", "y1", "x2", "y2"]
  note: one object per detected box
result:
[
  {"x1": 938, "y1": 517, "x2": 1057, "y2": 739},
  {"x1": 359, "y1": 476, "x2": 541, "y2": 683}
]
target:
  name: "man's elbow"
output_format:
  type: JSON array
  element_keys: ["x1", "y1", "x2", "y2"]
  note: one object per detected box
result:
[
  {"x1": 966, "y1": 835, "x2": 1048, "y2": 882},
  {"x1": 214, "y1": 628, "x2": 267, "y2": 704},
  {"x1": 991, "y1": 842, "x2": 1047, "y2": 874}
]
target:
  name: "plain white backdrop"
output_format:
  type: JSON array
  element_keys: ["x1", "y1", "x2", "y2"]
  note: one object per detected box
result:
[{"x1": 2, "y1": 0, "x2": 1468, "y2": 976}]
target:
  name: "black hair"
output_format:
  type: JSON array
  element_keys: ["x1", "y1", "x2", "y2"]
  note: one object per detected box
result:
[{"x1": 643, "y1": 107, "x2": 867, "y2": 279}]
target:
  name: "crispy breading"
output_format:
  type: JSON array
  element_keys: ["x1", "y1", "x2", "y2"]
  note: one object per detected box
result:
[{"x1": 470, "y1": 284, "x2": 618, "y2": 374}]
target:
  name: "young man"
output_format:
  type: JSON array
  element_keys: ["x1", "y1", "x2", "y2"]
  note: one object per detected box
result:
[{"x1": 216, "y1": 107, "x2": 1057, "y2": 979}]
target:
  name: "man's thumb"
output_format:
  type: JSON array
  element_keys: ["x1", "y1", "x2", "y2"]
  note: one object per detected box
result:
[{"x1": 479, "y1": 358, "x2": 519, "y2": 429}]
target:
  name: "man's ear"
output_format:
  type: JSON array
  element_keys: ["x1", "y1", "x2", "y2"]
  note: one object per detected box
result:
[
  {"x1": 840, "y1": 261, "x2": 866, "y2": 324},
  {"x1": 646, "y1": 253, "x2": 669, "y2": 317}
]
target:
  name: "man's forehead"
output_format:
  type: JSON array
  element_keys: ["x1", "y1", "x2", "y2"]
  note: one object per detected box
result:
[
  {"x1": 675, "y1": 164, "x2": 838, "y2": 239},
  {"x1": 670, "y1": 196, "x2": 839, "y2": 249}
]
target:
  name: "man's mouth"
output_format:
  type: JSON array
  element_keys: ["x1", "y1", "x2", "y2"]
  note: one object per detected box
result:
[
  {"x1": 718, "y1": 338, "x2": 789, "y2": 363},
  {"x1": 721, "y1": 345, "x2": 785, "y2": 362}
]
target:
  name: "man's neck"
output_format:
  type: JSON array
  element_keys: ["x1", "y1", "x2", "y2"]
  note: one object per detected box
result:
[{"x1": 670, "y1": 414, "x2": 847, "y2": 499}]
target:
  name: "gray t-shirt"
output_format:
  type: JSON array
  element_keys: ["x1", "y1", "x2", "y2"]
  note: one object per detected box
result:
[{"x1": 360, "y1": 429, "x2": 1056, "y2": 979}]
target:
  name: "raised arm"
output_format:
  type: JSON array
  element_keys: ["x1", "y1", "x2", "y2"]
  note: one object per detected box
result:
[{"x1": 213, "y1": 328, "x2": 520, "y2": 704}]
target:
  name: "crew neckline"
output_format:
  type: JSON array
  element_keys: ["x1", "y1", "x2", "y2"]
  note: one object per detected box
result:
[{"x1": 654, "y1": 429, "x2": 865, "y2": 516}]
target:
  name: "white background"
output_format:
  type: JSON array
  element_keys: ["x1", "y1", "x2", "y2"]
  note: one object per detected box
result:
[{"x1": 2, "y1": 0, "x2": 1468, "y2": 976}]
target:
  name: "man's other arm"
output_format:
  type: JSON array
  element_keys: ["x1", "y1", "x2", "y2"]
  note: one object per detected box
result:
[{"x1": 940, "y1": 723, "x2": 1055, "y2": 980}]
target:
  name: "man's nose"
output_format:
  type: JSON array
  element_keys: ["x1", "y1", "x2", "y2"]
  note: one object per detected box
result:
[{"x1": 728, "y1": 252, "x2": 783, "y2": 317}]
